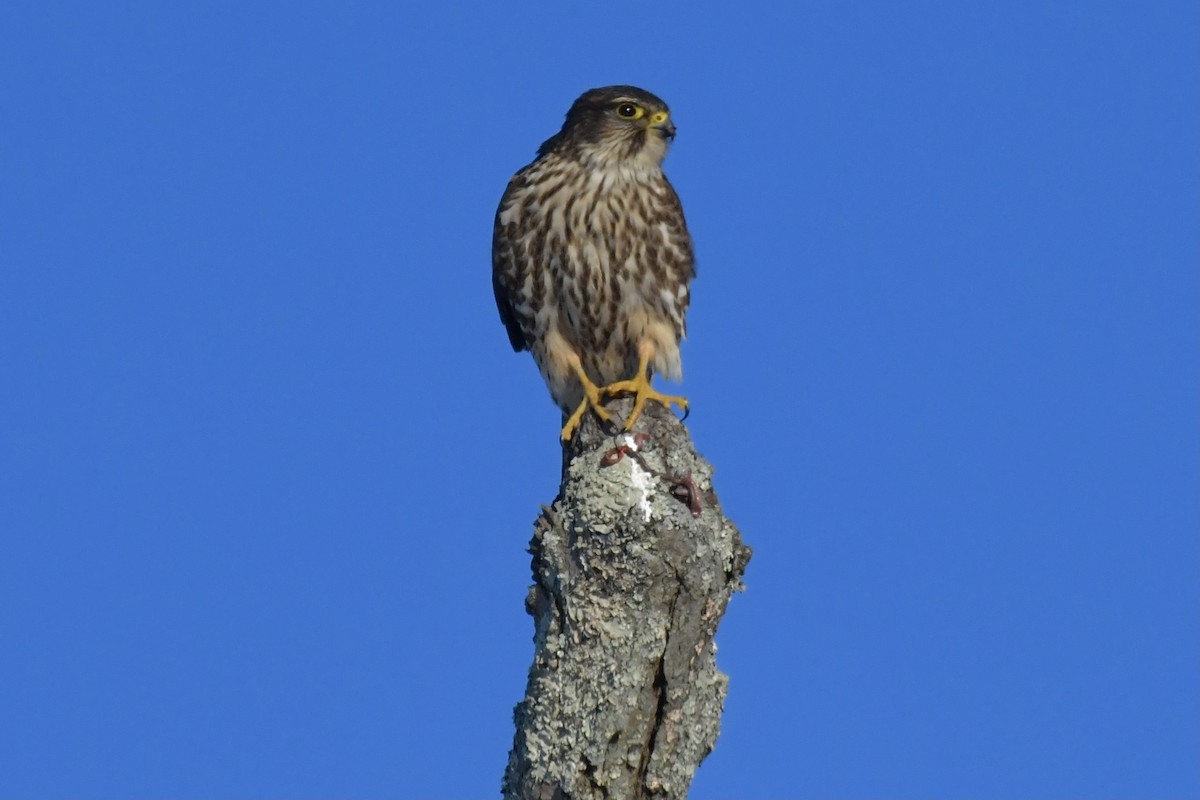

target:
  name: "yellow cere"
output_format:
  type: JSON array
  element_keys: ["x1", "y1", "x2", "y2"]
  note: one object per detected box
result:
[{"x1": 650, "y1": 110, "x2": 669, "y2": 126}]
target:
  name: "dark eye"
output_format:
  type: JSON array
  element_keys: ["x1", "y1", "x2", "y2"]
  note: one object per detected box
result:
[{"x1": 616, "y1": 102, "x2": 641, "y2": 119}]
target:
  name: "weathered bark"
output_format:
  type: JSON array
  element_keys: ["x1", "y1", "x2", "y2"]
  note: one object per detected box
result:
[{"x1": 503, "y1": 398, "x2": 752, "y2": 800}]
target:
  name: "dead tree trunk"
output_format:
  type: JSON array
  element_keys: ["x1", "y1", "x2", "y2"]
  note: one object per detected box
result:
[{"x1": 502, "y1": 398, "x2": 752, "y2": 800}]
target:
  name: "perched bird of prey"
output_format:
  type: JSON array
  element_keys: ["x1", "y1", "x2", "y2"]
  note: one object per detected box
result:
[{"x1": 492, "y1": 85, "x2": 696, "y2": 441}]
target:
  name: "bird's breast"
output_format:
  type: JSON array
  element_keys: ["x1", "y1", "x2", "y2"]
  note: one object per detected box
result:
[{"x1": 504, "y1": 160, "x2": 691, "y2": 379}]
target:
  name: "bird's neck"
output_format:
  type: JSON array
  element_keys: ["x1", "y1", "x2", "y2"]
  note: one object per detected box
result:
[{"x1": 580, "y1": 152, "x2": 664, "y2": 186}]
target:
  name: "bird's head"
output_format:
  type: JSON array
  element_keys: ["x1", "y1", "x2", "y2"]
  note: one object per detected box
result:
[{"x1": 538, "y1": 85, "x2": 676, "y2": 171}]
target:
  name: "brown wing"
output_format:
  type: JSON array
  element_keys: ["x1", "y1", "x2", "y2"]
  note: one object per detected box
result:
[
  {"x1": 659, "y1": 176, "x2": 696, "y2": 339},
  {"x1": 492, "y1": 184, "x2": 529, "y2": 353}
]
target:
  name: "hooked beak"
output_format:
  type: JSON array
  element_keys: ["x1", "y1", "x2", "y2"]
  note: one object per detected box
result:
[{"x1": 653, "y1": 119, "x2": 677, "y2": 141}]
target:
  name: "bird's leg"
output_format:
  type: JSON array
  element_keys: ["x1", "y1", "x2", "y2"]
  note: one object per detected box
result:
[
  {"x1": 603, "y1": 342, "x2": 688, "y2": 431},
  {"x1": 561, "y1": 358, "x2": 613, "y2": 442}
]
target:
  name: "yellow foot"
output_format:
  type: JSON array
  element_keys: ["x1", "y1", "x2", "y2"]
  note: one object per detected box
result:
[
  {"x1": 561, "y1": 380, "x2": 613, "y2": 442},
  {"x1": 603, "y1": 373, "x2": 688, "y2": 432}
]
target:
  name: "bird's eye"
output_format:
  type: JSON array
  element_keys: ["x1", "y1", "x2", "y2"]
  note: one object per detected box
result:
[{"x1": 615, "y1": 102, "x2": 643, "y2": 119}]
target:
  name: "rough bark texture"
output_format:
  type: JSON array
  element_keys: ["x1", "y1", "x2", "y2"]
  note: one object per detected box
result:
[{"x1": 503, "y1": 398, "x2": 752, "y2": 800}]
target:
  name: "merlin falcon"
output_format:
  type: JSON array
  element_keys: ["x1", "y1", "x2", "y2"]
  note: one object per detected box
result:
[{"x1": 492, "y1": 85, "x2": 696, "y2": 441}]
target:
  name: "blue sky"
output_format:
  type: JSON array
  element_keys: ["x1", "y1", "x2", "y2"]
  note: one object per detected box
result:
[{"x1": 2, "y1": 2, "x2": 1196, "y2": 797}]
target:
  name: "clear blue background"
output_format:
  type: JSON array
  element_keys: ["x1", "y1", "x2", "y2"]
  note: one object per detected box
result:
[{"x1": 2, "y1": 2, "x2": 1196, "y2": 797}]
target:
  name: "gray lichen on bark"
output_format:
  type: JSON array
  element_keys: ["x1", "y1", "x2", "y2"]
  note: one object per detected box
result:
[{"x1": 503, "y1": 399, "x2": 752, "y2": 800}]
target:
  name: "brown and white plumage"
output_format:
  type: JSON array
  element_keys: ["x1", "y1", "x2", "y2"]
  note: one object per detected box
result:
[{"x1": 492, "y1": 85, "x2": 695, "y2": 439}]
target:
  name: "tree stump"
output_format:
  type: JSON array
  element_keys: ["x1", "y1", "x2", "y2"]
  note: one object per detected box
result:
[{"x1": 503, "y1": 398, "x2": 752, "y2": 800}]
